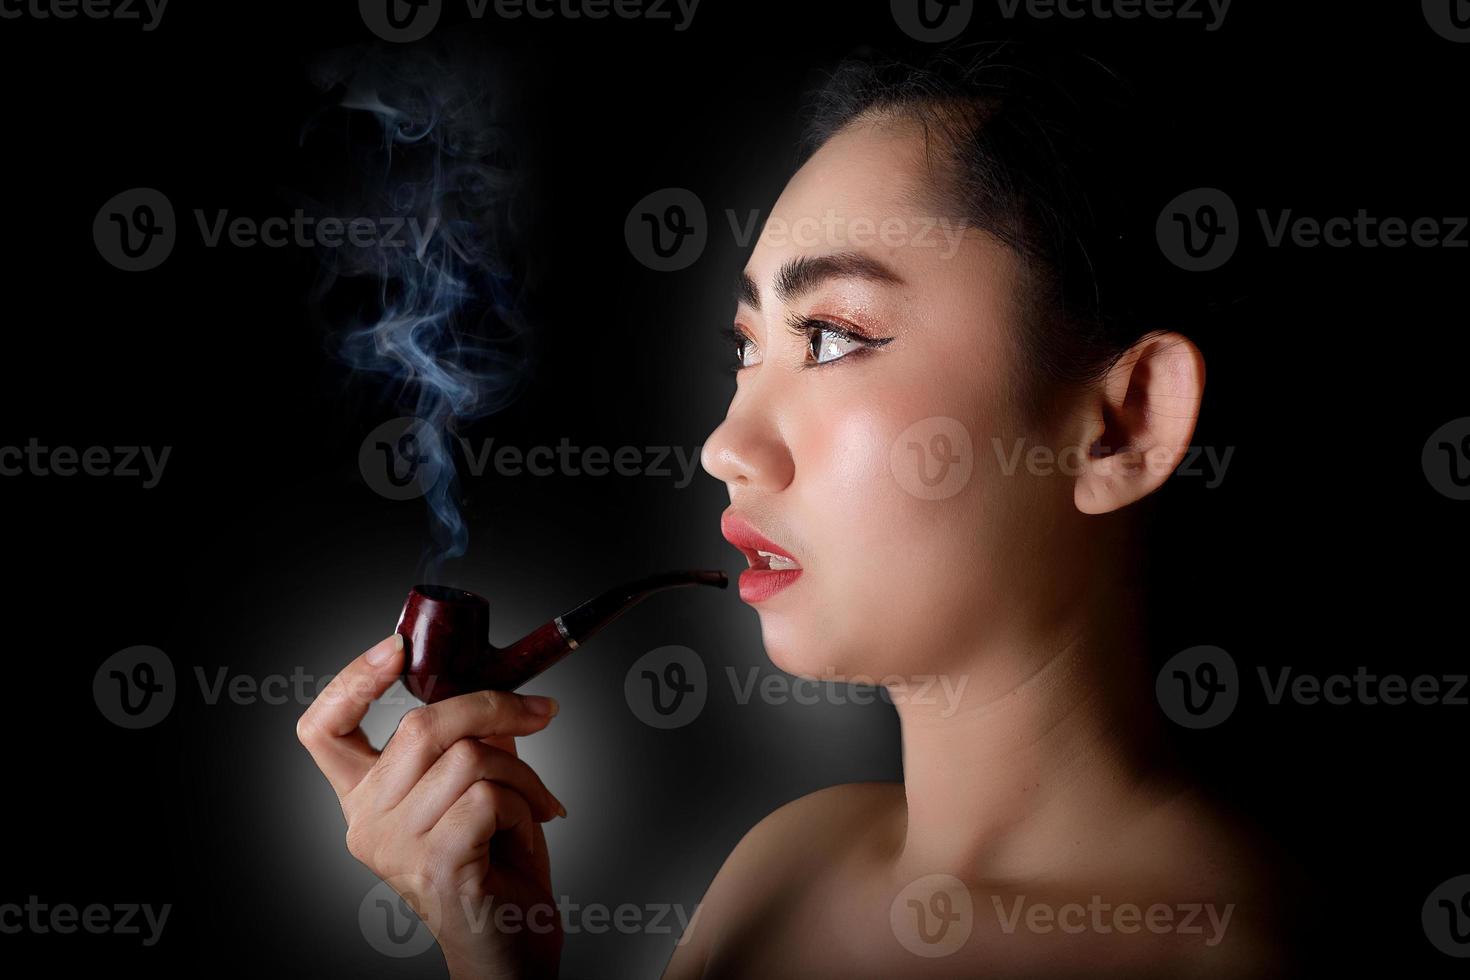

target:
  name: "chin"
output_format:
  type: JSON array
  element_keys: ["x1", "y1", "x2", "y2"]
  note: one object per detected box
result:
[{"x1": 755, "y1": 612, "x2": 879, "y2": 684}]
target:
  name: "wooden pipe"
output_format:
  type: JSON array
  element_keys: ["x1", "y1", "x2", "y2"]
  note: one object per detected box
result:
[{"x1": 395, "y1": 570, "x2": 727, "y2": 703}]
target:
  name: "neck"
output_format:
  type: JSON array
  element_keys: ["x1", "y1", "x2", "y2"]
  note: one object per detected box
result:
[{"x1": 887, "y1": 583, "x2": 1182, "y2": 883}]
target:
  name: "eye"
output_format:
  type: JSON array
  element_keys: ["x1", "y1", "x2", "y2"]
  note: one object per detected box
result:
[
  {"x1": 788, "y1": 315, "x2": 894, "y2": 367},
  {"x1": 723, "y1": 327, "x2": 762, "y2": 370},
  {"x1": 807, "y1": 324, "x2": 866, "y2": 365}
]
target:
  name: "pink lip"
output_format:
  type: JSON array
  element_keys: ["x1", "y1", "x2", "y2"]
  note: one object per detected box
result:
[
  {"x1": 720, "y1": 509, "x2": 803, "y2": 603},
  {"x1": 735, "y1": 566, "x2": 802, "y2": 603}
]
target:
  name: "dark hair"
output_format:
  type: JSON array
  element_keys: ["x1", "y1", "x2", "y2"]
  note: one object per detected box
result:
[{"x1": 799, "y1": 40, "x2": 1208, "y2": 423}]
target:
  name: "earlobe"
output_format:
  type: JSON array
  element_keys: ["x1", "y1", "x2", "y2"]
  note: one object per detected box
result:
[{"x1": 1072, "y1": 331, "x2": 1206, "y2": 515}]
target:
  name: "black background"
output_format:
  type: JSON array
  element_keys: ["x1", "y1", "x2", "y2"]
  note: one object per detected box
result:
[{"x1": 3, "y1": 0, "x2": 1466, "y2": 976}]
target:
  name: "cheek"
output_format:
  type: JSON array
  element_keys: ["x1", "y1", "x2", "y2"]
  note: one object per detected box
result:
[
  {"x1": 795, "y1": 389, "x2": 991, "y2": 604},
  {"x1": 783, "y1": 368, "x2": 1026, "y2": 670}
]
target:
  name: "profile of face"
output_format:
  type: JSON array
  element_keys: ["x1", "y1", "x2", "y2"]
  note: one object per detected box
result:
[{"x1": 701, "y1": 117, "x2": 1202, "y2": 686}]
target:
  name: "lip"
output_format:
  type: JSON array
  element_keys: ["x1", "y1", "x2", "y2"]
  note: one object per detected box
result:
[{"x1": 720, "y1": 509, "x2": 803, "y2": 603}]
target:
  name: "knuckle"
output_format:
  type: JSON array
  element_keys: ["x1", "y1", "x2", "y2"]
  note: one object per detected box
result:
[
  {"x1": 410, "y1": 850, "x2": 449, "y2": 887},
  {"x1": 478, "y1": 689, "x2": 504, "y2": 714},
  {"x1": 445, "y1": 738, "x2": 483, "y2": 770},
  {"x1": 464, "y1": 779, "x2": 500, "y2": 811},
  {"x1": 396, "y1": 707, "x2": 434, "y2": 745},
  {"x1": 344, "y1": 824, "x2": 372, "y2": 865},
  {"x1": 294, "y1": 713, "x2": 317, "y2": 747}
]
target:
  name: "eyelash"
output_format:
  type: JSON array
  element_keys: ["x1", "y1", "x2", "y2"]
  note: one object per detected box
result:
[{"x1": 722, "y1": 316, "x2": 893, "y2": 374}]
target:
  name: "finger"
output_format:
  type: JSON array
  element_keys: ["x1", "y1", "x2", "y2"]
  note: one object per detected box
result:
[
  {"x1": 375, "y1": 689, "x2": 558, "y2": 804},
  {"x1": 296, "y1": 633, "x2": 406, "y2": 799},
  {"x1": 398, "y1": 739, "x2": 563, "y2": 832},
  {"x1": 432, "y1": 779, "x2": 538, "y2": 861},
  {"x1": 479, "y1": 733, "x2": 518, "y2": 757}
]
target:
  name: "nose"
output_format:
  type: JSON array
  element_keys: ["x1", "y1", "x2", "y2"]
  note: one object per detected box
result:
[{"x1": 701, "y1": 412, "x2": 795, "y2": 492}]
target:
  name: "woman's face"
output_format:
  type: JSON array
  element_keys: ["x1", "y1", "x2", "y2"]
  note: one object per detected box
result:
[{"x1": 701, "y1": 119, "x2": 1087, "y2": 684}]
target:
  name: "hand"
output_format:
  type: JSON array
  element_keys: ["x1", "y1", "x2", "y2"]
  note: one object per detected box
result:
[{"x1": 298, "y1": 633, "x2": 566, "y2": 979}]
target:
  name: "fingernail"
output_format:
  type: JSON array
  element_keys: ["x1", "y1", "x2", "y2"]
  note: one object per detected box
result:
[
  {"x1": 523, "y1": 695, "x2": 559, "y2": 717},
  {"x1": 556, "y1": 801, "x2": 568, "y2": 819},
  {"x1": 367, "y1": 633, "x2": 403, "y2": 666}
]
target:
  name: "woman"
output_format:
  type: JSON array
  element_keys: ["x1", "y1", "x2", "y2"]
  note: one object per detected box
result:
[{"x1": 299, "y1": 41, "x2": 1296, "y2": 978}]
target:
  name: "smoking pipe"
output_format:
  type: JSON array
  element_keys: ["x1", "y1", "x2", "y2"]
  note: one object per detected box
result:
[{"x1": 396, "y1": 569, "x2": 727, "y2": 703}]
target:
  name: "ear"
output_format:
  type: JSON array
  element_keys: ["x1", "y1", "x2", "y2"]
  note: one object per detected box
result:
[{"x1": 1073, "y1": 330, "x2": 1206, "y2": 515}]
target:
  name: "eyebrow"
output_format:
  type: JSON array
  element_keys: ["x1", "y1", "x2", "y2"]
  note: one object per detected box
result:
[{"x1": 734, "y1": 251, "x2": 905, "y2": 312}]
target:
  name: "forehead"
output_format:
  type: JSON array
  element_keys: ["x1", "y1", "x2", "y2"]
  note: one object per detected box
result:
[
  {"x1": 770, "y1": 119, "x2": 938, "y2": 231},
  {"x1": 739, "y1": 117, "x2": 982, "y2": 302}
]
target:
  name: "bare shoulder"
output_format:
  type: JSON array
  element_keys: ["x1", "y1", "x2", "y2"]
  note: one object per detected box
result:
[
  {"x1": 661, "y1": 782, "x2": 903, "y2": 979},
  {"x1": 1125, "y1": 785, "x2": 1296, "y2": 896},
  {"x1": 740, "y1": 781, "x2": 904, "y2": 857},
  {"x1": 1108, "y1": 785, "x2": 1309, "y2": 976},
  {"x1": 706, "y1": 781, "x2": 902, "y2": 903}
]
